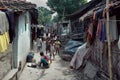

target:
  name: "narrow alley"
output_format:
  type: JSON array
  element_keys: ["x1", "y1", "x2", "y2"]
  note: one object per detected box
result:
[
  {"x1": 19, "y1": 42, "x2": 76, "y2": 80},
  {"x1": 1, "y1": 0, "x2": 120, "y2": 80}
]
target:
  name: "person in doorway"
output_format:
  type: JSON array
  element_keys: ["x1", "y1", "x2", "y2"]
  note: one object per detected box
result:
[{"x1": 39, "y1": 51, "x2": 49, "y2": 69}]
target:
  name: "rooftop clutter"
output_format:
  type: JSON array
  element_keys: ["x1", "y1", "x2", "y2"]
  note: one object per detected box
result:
[{"x1": 0, "y1": 0, "x2": 36, "y2": 12}]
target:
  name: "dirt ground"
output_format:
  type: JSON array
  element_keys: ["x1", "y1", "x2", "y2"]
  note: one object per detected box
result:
[{"x1": 18, "y1": 52, "x2": 79, "y2": 80}]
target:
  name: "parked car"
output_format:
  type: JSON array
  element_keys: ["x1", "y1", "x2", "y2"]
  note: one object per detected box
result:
[{"x1": 63, "y1": 39, "x2": 84, "y2": 56}]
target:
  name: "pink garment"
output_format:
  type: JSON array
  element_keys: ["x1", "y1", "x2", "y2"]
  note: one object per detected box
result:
[
  {"x1": 96, "y1": 20, "x2": 102, "y2": 36},
  {"x1": 70, "y1": 43, "x2": 89, "y2": 69},
  {"x1": 87, "y1": 23, "x2": 93, "y2": 39},
  {"x1": 93, "y1": 11, "x2": 96, "y2": 20},
  {"x1": 44, "y1": 55, "x2": 50, "y2": 61}
]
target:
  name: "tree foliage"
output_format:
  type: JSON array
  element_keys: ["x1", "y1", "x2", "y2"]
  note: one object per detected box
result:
[
  {"x1": 47, "y1": 0, "x2": 87, "y2": 20},
  {"x1": 38, "y1": 7, "x2": 53, "y2": 25}
]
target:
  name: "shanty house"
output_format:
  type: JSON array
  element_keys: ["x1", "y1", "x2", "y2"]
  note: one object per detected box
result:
[
  {"x1": 68, "y1": 0, "x2": 120, "y2": 79},
  {"x1": 0, "y1": 1, "x2": 38, "y2": 80}
]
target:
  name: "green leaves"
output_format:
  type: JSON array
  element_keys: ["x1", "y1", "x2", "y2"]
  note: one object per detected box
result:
[
  {"x1": 38, "y1": 7, "x2": 52, "y2": 25},
  {"x1": 47, "y1": 0, "x2": 87, "y2": 21}
]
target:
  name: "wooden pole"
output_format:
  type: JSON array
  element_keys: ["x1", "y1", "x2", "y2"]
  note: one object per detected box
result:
[{"x1": 106, "y1": 0, "x2": 113, "y2": 80}]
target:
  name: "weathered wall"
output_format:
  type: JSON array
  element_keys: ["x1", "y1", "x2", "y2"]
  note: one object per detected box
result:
[
  {"x1": 88, "y1": 39, "x2": 120, "y2": 79},
  {"x1": 0, "y1": 44, "x2": 13, "y2": 80},
  {"x1": 17, "y1": 12, "x2": 31, "y2": 68}
]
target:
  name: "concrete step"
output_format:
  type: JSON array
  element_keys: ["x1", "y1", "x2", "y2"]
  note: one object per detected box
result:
[{"x1": 2, "y1": 69, "x2": 18, "y2": 80}]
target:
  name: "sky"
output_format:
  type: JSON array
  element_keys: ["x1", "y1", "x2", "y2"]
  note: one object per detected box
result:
[
  {"x1": 27, "y1": 0, "x2": 91, "y2": 8},
  {"x1": 26, "y1": 0, "x2": 91, "y2": 17},
  {"x1": 88, "y1": 0, "x2": 91, "y2": 2},
  {"x1": 26, "y1": 0, "x2": 49, "y2": 8}
]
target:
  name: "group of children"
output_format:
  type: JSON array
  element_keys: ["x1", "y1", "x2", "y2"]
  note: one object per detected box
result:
[{"x1": 39, "y1": 35, "x2": 61, "y2": 69}]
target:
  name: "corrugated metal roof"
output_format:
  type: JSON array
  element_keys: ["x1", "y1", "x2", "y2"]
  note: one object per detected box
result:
[{"x1": 66, "y1": 0, "x2": 102, "y2": 20}]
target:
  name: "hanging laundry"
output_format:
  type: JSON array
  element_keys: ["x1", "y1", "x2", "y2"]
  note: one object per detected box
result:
[
  {"x1": 96, "y1": 20, "x2": 102, "y2": 37},
  {"x1": 93, "y1": 11, "x2": 97, "y2": 20},
  {"x1": 5, "y1": 32, "x2": 10, "y2": 46},
  {"x1": 5, "y1": 10, "x2": 15, "y2": 43},
  {"x1": 96, "y1": 9, "x2": 104, "y2": 20},
  {"x1": 0, "y1": 11, "x2": 10, "y2": 52},
  {"x1": 88, "y1": 23, "x2": 93, "y2": 38},
  {"x1": 0, "y1": 35, "x2": 5, "y2": 52},
  {"x1": 109, "y1": 16, "x2": 118, "y2": 41},
  {"x1": 92, "y1": 21, "x2": 98, "y2": 41},
  {"x1": 0, "y1": 11, "x2": 6, "y2": 34},
  {"x1": 0, "y1": 11, "x2": 9, "y2": 34},
  {"x1": 0, "y1": 34, "x2": 7, "y2": 52},
  {"x1": 102, "y1": 9, "x2": 106, "y2": 18},
  {"x1": 86, "y1": 23, "x2": 93, "y2": 46},
  {"x1": 100, "y1": 20, "x2": 106, "y2": 42},
  {"x1": 117, "y1": 35, "x2": 120, "y2": 49}
]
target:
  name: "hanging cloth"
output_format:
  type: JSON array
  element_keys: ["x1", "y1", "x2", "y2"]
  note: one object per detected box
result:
[
  {"x1": 88, "y1": 23, "x2": 93, "y2": 38},
  {"x1": 0, "y1": 35, "x2": 5, "y2": 52},
  {"x1": 109, "y1": 16, "x2": 117, "y2": 41},
  {"x1": 0, "y1": 11, "x2": 5, "y2": 34},
  {"x1": 118, "y1": 36, "x2": 120, "y2": 49},
  {"x1": 0, "y1": 34, "x2": 7, "y2": 52},
  {"x1": 0, "y1": 11, "x2": 10, "y2": 52},
  {"x1": 96, "y1": 20, "x2": 102, "y2": 37},
  {"x1": 100, "y1": 20, "x2": 106, "y2": 42},
  {"x1": 3, "y1": 33, "x2": 7, "y2": 50},
  {"x1": 5, "y1": 31, "x2": 10, "y2": 46},
  {"x1": 93, "y1": 11, "x2": 97, "y2": 20},
  {"x1": 5, "y1": 10, "x2": 15, "y2": 43},
  {"x1": 0, "y1": 11, "x2": 9, "y2": 34}
]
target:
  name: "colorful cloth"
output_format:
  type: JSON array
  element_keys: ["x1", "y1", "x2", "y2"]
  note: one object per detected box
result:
[
  {"x1": 87, "y1": 23, "x2": 93, "y2": 39},
  {"x1": 43, "y1": 55, "x2": 50, "y2": 62},
  {"x1": 100, "y1": 21, "x2": 106, "y2": 42},
  {"x1": 96, "y1": 20, "x2": 102, "y2": 36},
  {"x1": 0, "y1": 32, "x2": 10, "y2": 52},
  {"x1": 0, "y1": 34, "x2": 7, "y2": 52},
  {"x1": 96, "y1": 20, "x2": 106, "y2": 42},
  {"x1": 5, "y1": 32, "x2": 10, "y2": 46}
]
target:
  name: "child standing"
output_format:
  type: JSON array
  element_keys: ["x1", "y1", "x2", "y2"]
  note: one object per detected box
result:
[
  {"x1": 54, "y1": 39, "x2": 61, "y2": 54},
  {"x1": 46, "y1": 38, "x2": 52, "y2": 63},
  {"x1": 50, "y1": 39, "x2": 55, "y2": 59}
]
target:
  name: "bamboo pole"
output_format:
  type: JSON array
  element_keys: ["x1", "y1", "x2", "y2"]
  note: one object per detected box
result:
[{"x1": 106, "y1": 0, "x2": 113, "y2": 80}]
